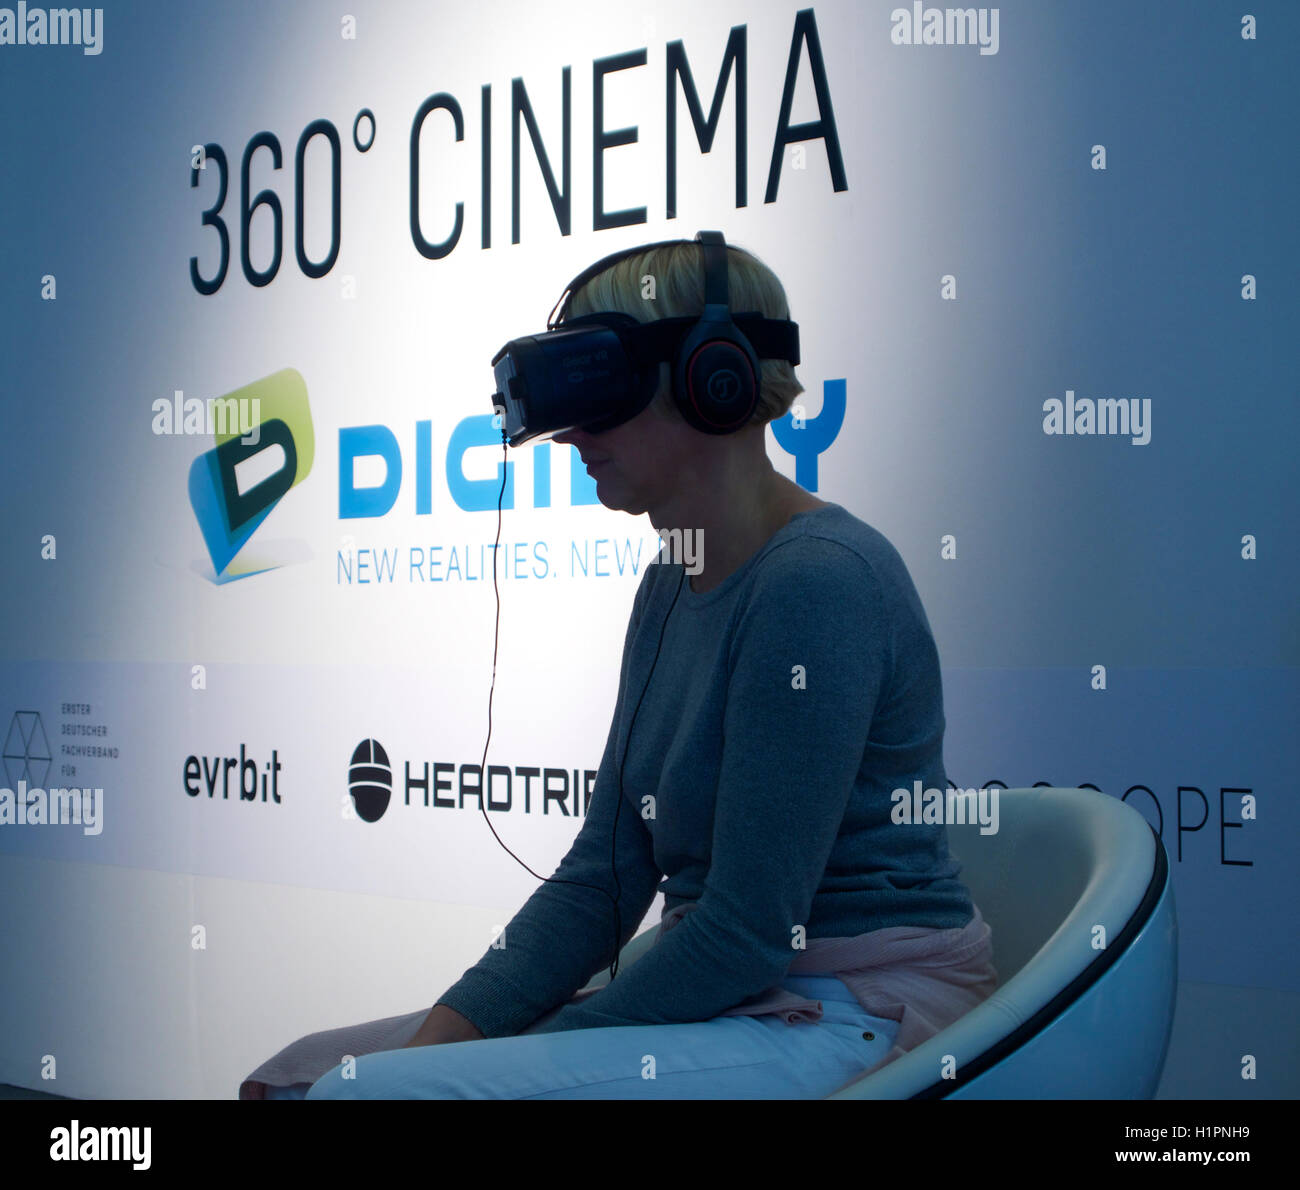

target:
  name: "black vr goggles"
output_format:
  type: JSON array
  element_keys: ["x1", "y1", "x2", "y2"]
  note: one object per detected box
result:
[{"x1": 490, "y1": 230, "x2": 800, "y2": 446}]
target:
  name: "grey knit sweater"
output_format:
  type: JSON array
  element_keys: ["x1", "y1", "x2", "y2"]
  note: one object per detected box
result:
[{"x1": 436, "y1": 502, "x2": 973, "y2": 1037}]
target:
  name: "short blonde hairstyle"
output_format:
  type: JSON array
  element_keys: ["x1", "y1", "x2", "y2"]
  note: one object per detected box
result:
[{"x1": 561, "y1": 239, "x2": 803, "y2": 428}]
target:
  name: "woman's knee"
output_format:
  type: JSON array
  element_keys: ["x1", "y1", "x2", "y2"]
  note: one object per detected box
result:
[
  {"x1": 304, "y1": 1069, "x2": 346, "y2": 1100},
  {"x1": 306, "y1": 1050, "x2": 473, "y2": 1100}
]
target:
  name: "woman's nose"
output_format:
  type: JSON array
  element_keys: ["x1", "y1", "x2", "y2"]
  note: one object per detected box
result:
[{"x1": 552, "y1": 427, "x2": 585, "y2": 448}]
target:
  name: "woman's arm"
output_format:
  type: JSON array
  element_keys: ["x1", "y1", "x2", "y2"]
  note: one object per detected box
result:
[
  {"x1": 401, "y1": 1002, "x2": 486, "y2": 1048},
  {"x1": 416, "y1": 565, "x2": 665, "y2": 1040},
  {"x1": 526, "y1": 541, "x2": 886, "y2": 1033}
]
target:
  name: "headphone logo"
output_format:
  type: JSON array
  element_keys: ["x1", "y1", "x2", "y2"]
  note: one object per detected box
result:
[{"x1": 706, "y1": 367, "x2": 743, "y2": 405}]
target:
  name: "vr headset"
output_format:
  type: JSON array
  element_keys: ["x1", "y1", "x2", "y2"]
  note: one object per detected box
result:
[{"x1": 489, "y1": 230, "x2": 800, "y2": 446}]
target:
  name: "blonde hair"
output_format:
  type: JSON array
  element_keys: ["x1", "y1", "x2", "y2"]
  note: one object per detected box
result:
[{"x1": 561, "y1": 240, "x2": 803, "y2": 428}]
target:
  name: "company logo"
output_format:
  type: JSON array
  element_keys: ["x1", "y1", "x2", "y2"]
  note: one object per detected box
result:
[
  {"x1": 891, "y1": 781, "x2": 1000, "y2": 835},
  {"x1": 345, "y1": 739, "x2": 599, "y2": 822},
  {"x1": 770, "y1": 378, "x2": 846, "y2": 491},
  {"x1": 1042, "y1": 389, "x2": 1152, "y2": 445},
  {"x1": 3, "y1": 710, "x2": 50, "y2": 788},
  {"x1": 338, "y1": 377, "x2": 847, "y2": 520},
  {"x1": 340, "y1": 414, "x2": 538, "y2": 518},
  {"x1": 890, "y1": 4, "x2": 1000, "y2": 55},
  {"x1": 187, "y1": 368, "x2": 314, "y2": 582},
  {"x1": 183, "y1": 746, "x2": 283, "y2": 803},
  {"x1": 49, "y1": 1121, "x2": 150, "y2": 1171},
  {"x1": 0, "y1": 6, "x2": 104, "y2": 55},
  {"x1": 0, "y1": 779, "x2": 103, "y2": 835},
  {"x1": 153, "y1": 390, "x2": 262, "y2": 444},
  {"x1": 707, "y1": 368, "x2": 741, "y2": 404},
  {"x1": 348, "y1": 739, "x2": 392, "y2": 822}
]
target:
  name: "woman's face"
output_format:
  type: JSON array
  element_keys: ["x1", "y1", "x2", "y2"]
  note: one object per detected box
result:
[{"x1": 552, "y1": 395, "x2": 695, "y2": 516}]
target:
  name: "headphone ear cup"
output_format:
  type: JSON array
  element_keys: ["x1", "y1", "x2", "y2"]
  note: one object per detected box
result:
[{"x1": 673, "y1": 320, "x2": 760, "y2": 434}]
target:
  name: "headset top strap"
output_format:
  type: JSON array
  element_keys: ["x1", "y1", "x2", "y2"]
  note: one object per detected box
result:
[
  {"x1": 695, "y1": 230, "x2": 728, "y2": 308},
  {"x1": 544, "y1": 230, "x2": 798, "y2": 366},
  {"x1": 547, "y1": 237, "x2": 687, "y2": 329},
  {"x1": 547, "y1": 229, "x2": 761, "y2": 328}
]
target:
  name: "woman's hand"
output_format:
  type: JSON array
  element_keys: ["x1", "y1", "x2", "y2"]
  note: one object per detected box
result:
[{"x1": 401, "y1": 1003, "x2": 486, "y2": 1048}]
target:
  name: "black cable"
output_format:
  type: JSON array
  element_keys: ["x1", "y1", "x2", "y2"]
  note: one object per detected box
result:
[{"x1": 477, "y1": 423, "x2": 683, "y2": 983}]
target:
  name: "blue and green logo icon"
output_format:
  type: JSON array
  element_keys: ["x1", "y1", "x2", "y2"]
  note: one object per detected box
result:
[{"x1": 188, "y1": 369, "x2": 314, "y2": 582}]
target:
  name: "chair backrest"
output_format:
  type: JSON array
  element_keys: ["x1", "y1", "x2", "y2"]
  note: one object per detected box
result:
[
  {"x1": 947, "y1": 786, "x2": 1110, "y2": 983},
  {"x1": 829, "y1": 786, "x2": 1160, "y2": 1098}
]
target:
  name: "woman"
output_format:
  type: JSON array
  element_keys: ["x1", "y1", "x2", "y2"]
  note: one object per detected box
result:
[{"x1": 247, "y1": 236, "x2": 996, "y2": 1100}]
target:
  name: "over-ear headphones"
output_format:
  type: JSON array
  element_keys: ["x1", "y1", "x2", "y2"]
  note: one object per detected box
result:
[
  {"x1": 491, "y1": 230, "x2": 800, "y2": 446},
  {"x1": 554, "y1": 230, "x2": 762, "y2": 434},
  {"x1": 675, "y1": 233, "x2": 763, "y2": 433}
]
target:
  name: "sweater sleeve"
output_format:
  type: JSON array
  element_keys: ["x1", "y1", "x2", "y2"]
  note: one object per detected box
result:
[
  {"x1": 432, "y1": 570, "x2": 665, "y2": 1039},
  {"x1": 528, "y1": 541, "x2": 889, "y2": 1033}
]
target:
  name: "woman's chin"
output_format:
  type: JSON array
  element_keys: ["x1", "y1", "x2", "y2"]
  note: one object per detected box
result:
[
  {"x1": 592, "y1": 474, "x2": 627, "y2": 512},
  {"x1": 591, "y1": 474, "x2": 650, "y2": 516}
]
